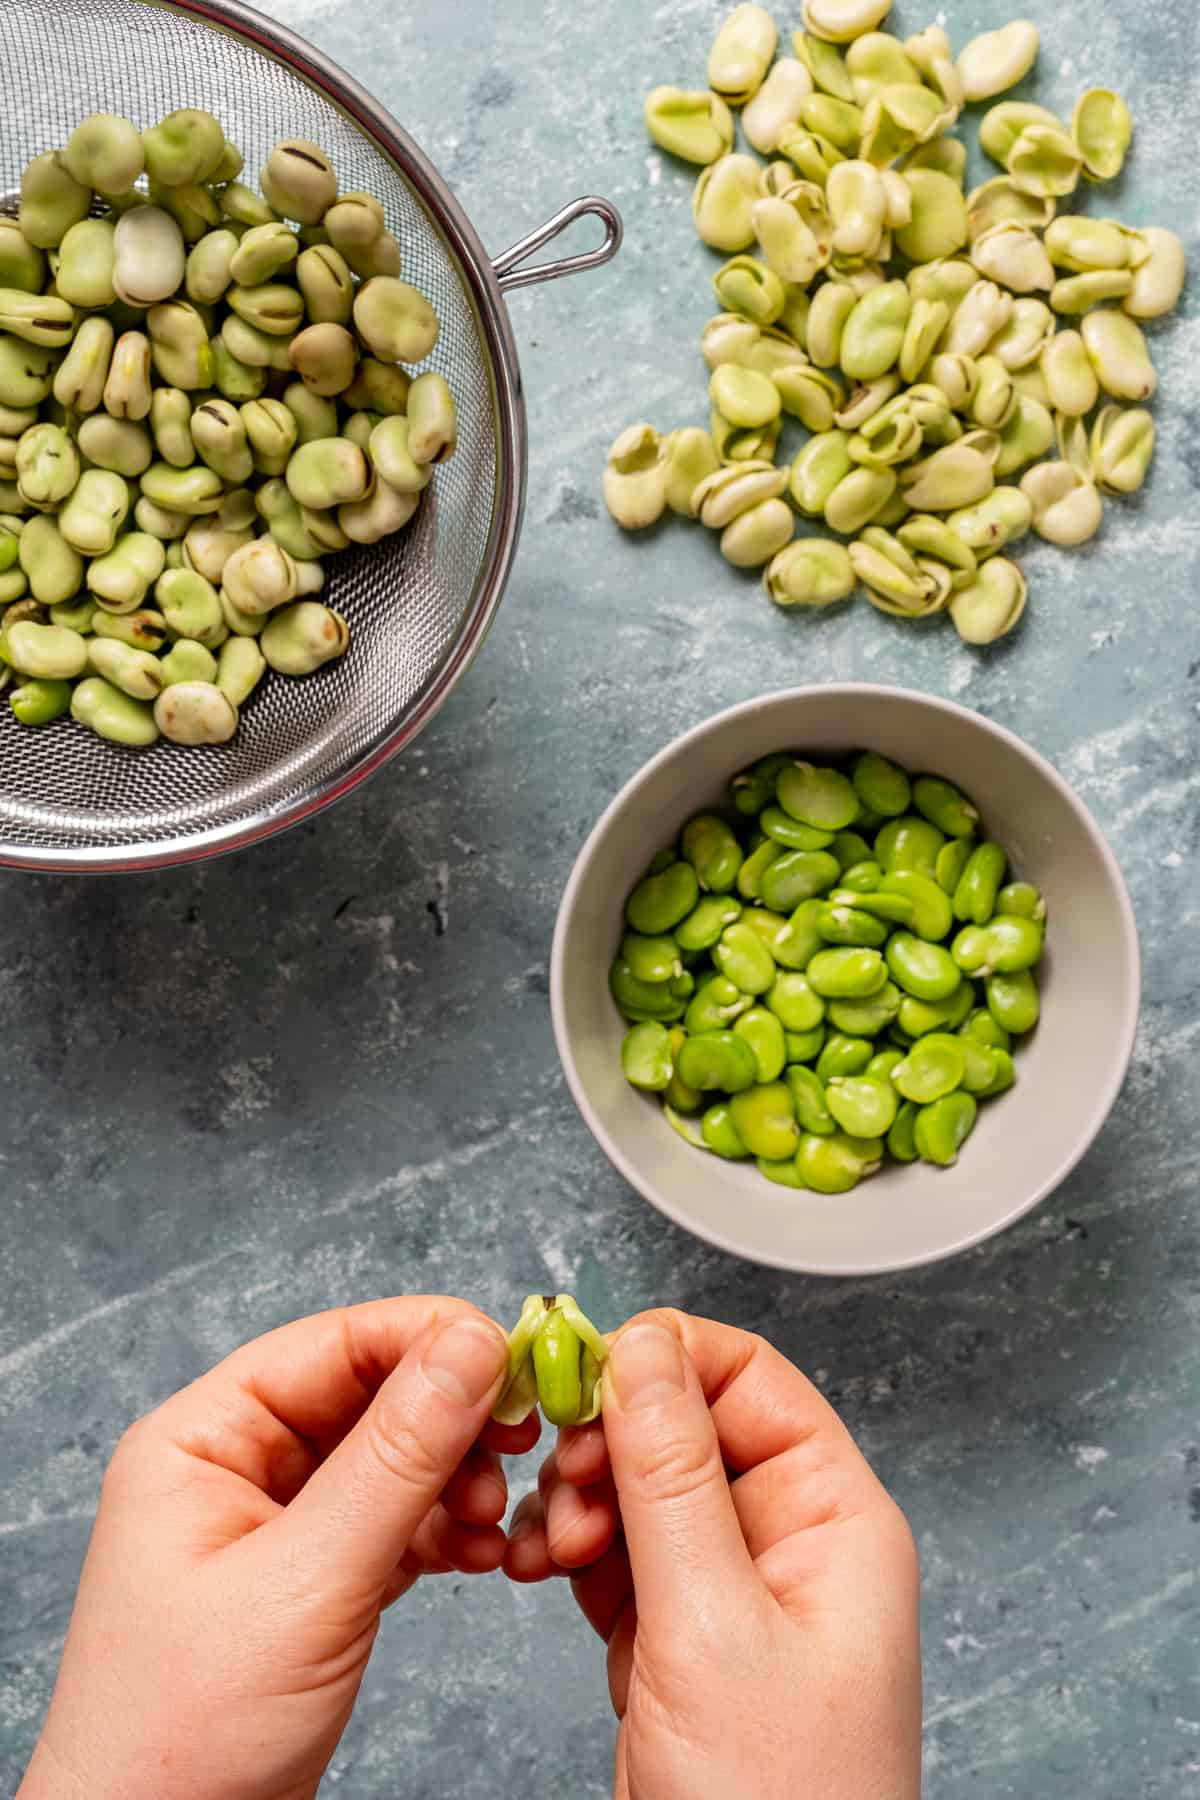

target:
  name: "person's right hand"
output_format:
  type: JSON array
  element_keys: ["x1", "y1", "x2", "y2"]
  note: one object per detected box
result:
[{"x1": 505, "y1": 1309, "x2": 921, "y2": 1800}]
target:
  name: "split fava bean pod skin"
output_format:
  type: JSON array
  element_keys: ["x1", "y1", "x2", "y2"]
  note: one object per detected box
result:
[
  {"x1": 491, "y1": 1295, "x2": 610, "y2": 1429},
  {"x1": 613, "y1": 749, "x2": 1045, "y2": 1192},
  {"x1": 604, "y1": 5, "x2": 1185, "y2": 645}
]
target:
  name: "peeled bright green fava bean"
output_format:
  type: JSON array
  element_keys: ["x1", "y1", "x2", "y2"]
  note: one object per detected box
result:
[
  {"x1": 838, "y1": 860, "x2": 881, "y2": 893},
  {"x1": 785, "y1": 1064, "x2": 835, "y2": 1135},
  {"x1": 729, "y1": 1081, "x2": 799, "y2": 1161},
  {"x1": 627, "y1": 861, "x2": 701, "y2": 935},
  {"x1": 887, "y1": 1099, "x2": 919, "y2": 1162},
  {"x1": 734, "y1": 1006, "x2": 788, "y2": 1083},
  {"x1": 828, "y1": 830, "x2": 873, "y2": 871},
  {"x1": 760, "y1": 898, "x2": 827, "y2": 969},
  {"x1": 875, "y1": 815, "x2": 945, "y2": 878},
  {"x1": 760, "y1": 848, "x2": 841, "y2": 912},
  {"x1": 677, "y1": 1031, "x2": 759, "y2": 1094},
  {"x1": 621, "y1": 1021, "x2": 675, "y2": 1091},
  {"x1": 913, "y1": 1090, "x2": 977, "y2": 1166},
  {"x1": 9, "y1": 676, "x2": 71, "y2": 726},
  {"x1": 620, "y1": 931, "x2": 682, "y2": 984},
  {"x1": 685, "y1": 973, "x2": 753, "y2": 1034},
  {"x1": 524, "y1": 1310, "x2": 585, "y2": 1426},
  {"x1": 765, "y1": 970, "x2": 825, "y2": 1031},
  {"x1": 897, "y1": 981, "x2": 972, "y2": 1038},
  {"x1": 610, "y1": 958, "x2": 686, "y2": 1021},
  {"x1": 738, "y1": 844, "x2": 784, "y2": 905},
  {"x1": 850, "y1": 750, "x2": 910, "y2": 817},
  {"x1": 961, "y1": 1007, "x2": 1011, "y2": 1051},
  {"x1": 986, "y1": 968, "x2": 1039, "y2": 1034},
  {"x1": 866, "y1": 1046, "x2": 904, "y2": 1082},
  {"x1": 892, "y1": 1032, "x2": 967, "y2": 1103},
  {"x1": 814, "y1": 901, "x2": 889, "y2": 947},
  {"x1": 785, "y1": 1024, "x2": 826, "y2": 1063},
  {"x1": 996, "y1": 880, "x2": 1046, "y2": 922},
  {"x1": 712, "y1": 920, "x2": 778, "y2": 995},
  {"x1": 935, "y1": 837, "x2": 974, "y2": 895},
  {"x1": 912, "y1": 775, "x2": 978, "y2": 839},
  {"x1": 830, "y1": 886, "x2": 915, "y2": 930},
  {"x1": 681, "y1": 813, "x2": 744, "y2": 892},
  {"x1": 952, "y1": 841, "x2": 1008, "y2": 924},
  {"x1": 877, "y1": 870, "x2": 953, "y2": 941},
  {"x1": 961, "y1": 914, "x2": 1043, "y2": 974},
  {"x1": 757, "y1": 1155, "x2": 809, "y2": 1188},
  {"x1": 702, "y1": 1102, "x2": 751, "y2": 1159},
  {"x1": 976, "y1": 1048, "x2": 1016, "y2": 1098},
  {"x1": 815, "y1": 1032, "x2": 874, "y2": 1081},
  {"x1": 759, "y1": 806, "x2": 835, "y2": 851},
  {"x1": 70, "y1": 675, "x2": 160, "y2": 746},
  {"x1": 664, "y1": 1027, "x2": 703, "y2": 1115},
  {"x1": 806, "y1": 946, "x2": 887, "y2": 1000},
  {"x1": 958, "y1": 1034, "x2": 1004, "y2": 1096},
  {"x1": 825, "y1": 1073, "x2": 898, "y2": 1138},
  {"x1": 797, "y1": 1130, "x2": 883, "y2": 1195},
  {"x1": 674, "y1": 894, "x2": 743, "y2": 951},
  {"x1": 827, "y1": 980, "x2": 900, "y2": 1035},
  {"x1": 732, "y1": 752, "x2": 793, "y2": 814},
  {"x1": 775, "y1": 761, "x2": 859, "y2": 830},
  {"x1": 885, "y1": 932, "x2": 961, "y2": 1001}
]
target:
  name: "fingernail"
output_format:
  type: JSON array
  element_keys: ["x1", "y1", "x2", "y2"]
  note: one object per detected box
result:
[
  {"x1": 609, "y1": 1323, "x2": 686, "y2": 1413},
  {"x1": 508, "y1": 1511, "x2": 535, "y2": 1541},
  {"x1": 422, "y1": 1318, "x2": 507, "y2": 1407}
]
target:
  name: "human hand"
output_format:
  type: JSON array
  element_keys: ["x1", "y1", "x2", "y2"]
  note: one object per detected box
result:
[
  {"x1": 18, "y1": 1297, "x2": 538, "y2": 1800},
  {"x1": 505, "y1": 1309, "x2": 921, "y2": 1800}
]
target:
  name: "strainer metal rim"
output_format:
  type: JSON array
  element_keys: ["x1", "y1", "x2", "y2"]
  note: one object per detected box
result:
[{"x1": 0, "y1": 0, "x2": 621, "y2": 875}]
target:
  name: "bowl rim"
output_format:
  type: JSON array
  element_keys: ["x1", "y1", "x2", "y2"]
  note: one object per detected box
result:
[{"x1": 550, "y1": 682, "x2": 1142, "y2": 1276}]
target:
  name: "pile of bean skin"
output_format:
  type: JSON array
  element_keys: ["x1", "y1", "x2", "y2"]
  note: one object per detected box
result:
[
  {"x1": 612, "y1": 750, "x2": 1046, "y2": 1192},
  {"x1": 602, "y1": 4, "x2": 1186, "y2": 646},
  {"x1": 0, "y1": 108, "x2": 458, "y2": 747}
]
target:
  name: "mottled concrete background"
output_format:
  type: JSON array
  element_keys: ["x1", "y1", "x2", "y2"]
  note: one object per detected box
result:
[{"x1": 2, "y1": 0, "x2": 1198, "y2": 1794}]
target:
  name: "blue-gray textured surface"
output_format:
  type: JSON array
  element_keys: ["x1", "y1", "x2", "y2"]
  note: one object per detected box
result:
[{"x1": 2, "y1": 0, "x2": 1199, "y2": 1794}]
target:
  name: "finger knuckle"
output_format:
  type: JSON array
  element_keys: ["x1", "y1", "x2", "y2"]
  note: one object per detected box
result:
[
  {"x1": 364, "y1": 1397, "x2": 447, "y2": 1492},
  {"x1": 633, "y1": 1427, "x2": 721, "y2": 1506}
]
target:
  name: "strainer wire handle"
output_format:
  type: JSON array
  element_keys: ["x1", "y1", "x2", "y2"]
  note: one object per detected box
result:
[{"x1": 492, "y1": 196, "x2": 623, "y2": 294}]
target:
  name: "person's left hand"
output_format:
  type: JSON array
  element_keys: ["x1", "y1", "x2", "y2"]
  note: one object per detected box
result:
[{"x1": 18, "y1": 1297, "x2": 538, "y2": 1800}]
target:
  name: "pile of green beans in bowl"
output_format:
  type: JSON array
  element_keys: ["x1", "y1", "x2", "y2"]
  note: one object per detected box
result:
[{"x1": 612, "y1": 750, "x2": 1046, "y2": 1192}]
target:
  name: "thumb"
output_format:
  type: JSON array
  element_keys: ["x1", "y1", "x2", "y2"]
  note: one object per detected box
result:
[
  {"x1": 601, "y1": 1317, "x2": 756, "y2": 1634},
  {"x1": 273, "y1": 1311, "x2": 508, "y2": 1591}
]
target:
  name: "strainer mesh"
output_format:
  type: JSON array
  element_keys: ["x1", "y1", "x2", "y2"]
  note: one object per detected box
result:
[{"x1": 0, "y1": 0, "x2": 505, "y2": 857}]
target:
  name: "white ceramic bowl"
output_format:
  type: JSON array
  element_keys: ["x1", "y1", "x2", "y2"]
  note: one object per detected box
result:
[{"x1": 551, "y1": 684, "x2": 1140, "y2": 1276}]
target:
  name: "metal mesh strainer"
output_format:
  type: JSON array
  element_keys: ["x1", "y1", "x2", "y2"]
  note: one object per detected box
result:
[{"x1": 0, "y1": 0, "x2": 621, "y2": 872}]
